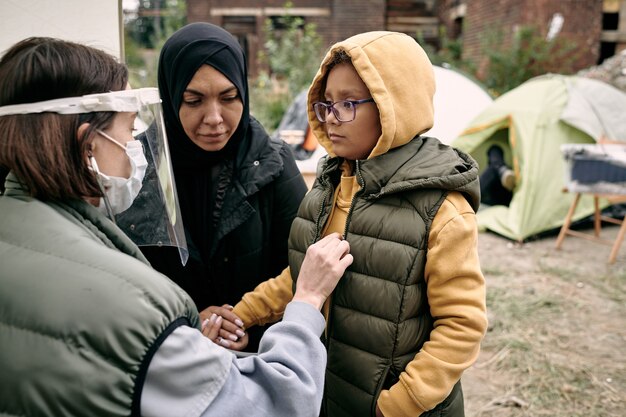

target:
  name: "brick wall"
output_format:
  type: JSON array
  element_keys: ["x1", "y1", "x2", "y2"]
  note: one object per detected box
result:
[
  {"x1": 186, "y1": 0, "x2": 212, "y2": 23},
  {"x1": 462, "y1": 0, "x2": 602, "y2": 75},
  {"x1": 188, "y1": 0, "x2": 607, "y2": 78},
  {"x1": 524, "y1": 0, "x2": 602, "y2": 68},
  {"x1": 329, "y1": 0, "x2": 386, "y2": 44},
  {"x1": 186, "y1": 0, "x2": 388, "y2": 76}
]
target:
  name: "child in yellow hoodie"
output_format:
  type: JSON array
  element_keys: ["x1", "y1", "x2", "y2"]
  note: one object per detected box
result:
[{"x1": 229, "y1": 31, "x2": 488, "y2": 417}]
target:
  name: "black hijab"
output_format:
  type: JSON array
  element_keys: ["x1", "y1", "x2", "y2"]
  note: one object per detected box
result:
[
  {"x1": 158, "y1": 22, "x2": 251, "y2": 258},
  {"x1": 158, "y1": 22, "x2": 250, "y2": 170}
]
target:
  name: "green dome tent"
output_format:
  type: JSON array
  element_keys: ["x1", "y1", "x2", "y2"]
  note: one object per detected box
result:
[{"x1": 453, "y1": 74, "x2": 626, "y2": 241}]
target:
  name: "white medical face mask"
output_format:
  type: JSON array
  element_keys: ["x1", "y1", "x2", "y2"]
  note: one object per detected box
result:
[{"x1": 90, "y1": 130, "x2": 148, "y2": 216}]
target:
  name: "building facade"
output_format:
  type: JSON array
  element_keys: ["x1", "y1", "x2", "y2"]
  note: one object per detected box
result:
[
  {"x1": 438, "y1": 0, "x2": 626, "y2": 75},
  {"x1": 186, "y1": 0, "x2": 438, "y2": 77},
  {"x1": 600, "y1": 0, "x2": 626, "y2": 59},
  {"x1": 186, "y1": 0, "x2": 625, "y2": 78}
]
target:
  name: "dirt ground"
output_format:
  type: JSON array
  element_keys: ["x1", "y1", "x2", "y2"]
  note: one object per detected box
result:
[{"x1": 462, "y1": 225, "x2": 626, "y2": 416}]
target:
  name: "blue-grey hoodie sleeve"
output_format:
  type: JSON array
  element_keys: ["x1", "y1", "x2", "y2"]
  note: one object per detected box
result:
[{"x1": 141, "y1": 301, "x2": 326, "y2": 417}]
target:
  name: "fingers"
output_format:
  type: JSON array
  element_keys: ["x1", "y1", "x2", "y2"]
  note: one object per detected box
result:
[
  {"x1": 214, "y1": 328, "x2": 246, "y2": 349},
  {"x1": 217, "y1": 305, "x2": 245, "y2": 329},
  {"x1": 305, "y1": 235, "x2": 351, "y2": 268},
  {"x1": 200, "y1": 305, "x2": 245, "y2": 330},
  {"x1": 216, "y1": 305, "x2": 246, "y2": 340},
  {"x1": 224, "y1": 332, "x2": 249, "y2": 351},
  {"x1": 313, "y1": 233, "x2": 347, "y2": 253},
  {"x1": 314, "y1": 232, "x2": 343, "y2": 248},
  {"x1": 201, "y1": 315, "x2": 235, "y2": 348},
  {"x1": 220, "y1": 321, "x2": 246, "y2": 338},
  {"x1": 218, "y1": 326, "x2": 246, "y2": 342},
  {"x1": 338, "y1": 252, "x2": 354, "y2": 269},
  {"x1": 336, "y1": 239, "x2": 351, "y2": 259},
  {"x1": 200, "y1": 307, "x2": 246, "y2": 349},
  {"x1": 294, "y1": 234, "x2": 353, "y2": 310},
  {"x1": 201, "y1": 313, "x2": 222, "y2": 341},
  {"x1": 198, "y1": 305, "x2": 222, "y2": 323}
]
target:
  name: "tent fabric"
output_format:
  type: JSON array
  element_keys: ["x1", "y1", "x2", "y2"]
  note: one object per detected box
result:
[
  {"x1": 561, "y1": 77, "x2": 626, "y2": 141},
  {"x1": 452, "y1": 74, "x2": 626, "y2": 242},
  {"x1": 424, "y1": 64, "x2": 493, "y2": 145}
]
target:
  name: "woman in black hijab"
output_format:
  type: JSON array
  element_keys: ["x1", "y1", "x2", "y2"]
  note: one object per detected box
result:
[{"x1": 143, "y1": 22, "x2": 307, "y2": 351}]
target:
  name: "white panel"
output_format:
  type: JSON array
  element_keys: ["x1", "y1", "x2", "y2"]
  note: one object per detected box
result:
[{"x1": 0, "y1": 0, "x2": 122, "y2": 59}]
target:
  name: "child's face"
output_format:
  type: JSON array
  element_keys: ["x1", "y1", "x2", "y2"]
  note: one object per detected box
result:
[{"x1": 323, "y1": 63, "x2": 382, "y2": 160}]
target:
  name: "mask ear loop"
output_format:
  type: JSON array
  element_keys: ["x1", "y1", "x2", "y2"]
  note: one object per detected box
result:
[
  {"x1": 88, "y1": 152, "x2": 117, "y2": 224},
  {"x1": 96, "y1": 129, "x2": 137, "y2": 178}
]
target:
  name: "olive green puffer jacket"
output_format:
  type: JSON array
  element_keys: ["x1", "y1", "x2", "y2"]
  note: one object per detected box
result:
[
  {"x1": 289, "y1": 136, "x2": 479, "y2": 417},
  {"x1": 0, "y1": 174, "x2": 200, "y2": 417}
]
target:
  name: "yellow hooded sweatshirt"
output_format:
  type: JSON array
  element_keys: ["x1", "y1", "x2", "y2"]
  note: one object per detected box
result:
[{"x1": 234, "y1": 31, "x2": 487, "y2": 417}]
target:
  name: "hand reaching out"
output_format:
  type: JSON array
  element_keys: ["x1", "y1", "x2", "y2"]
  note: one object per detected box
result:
[
  {"x1": 200, "y1": 233, "x2": 353, "y2": 345},
  {"x1": 293, "y1": 232, "x2": 353, "y2": 310}
]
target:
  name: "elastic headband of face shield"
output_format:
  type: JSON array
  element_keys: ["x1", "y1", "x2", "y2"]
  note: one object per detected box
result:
[
  {"x1": 0, "y1": 87, "x2": 161, "y2": 115},
  {"x1": 0, "y1": 87, "x2": 189, "y2": 266}
]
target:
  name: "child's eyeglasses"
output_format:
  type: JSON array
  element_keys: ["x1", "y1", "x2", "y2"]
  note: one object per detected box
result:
[{"x1": 312, "y1": 98, "x2": 375, "y2": 123}]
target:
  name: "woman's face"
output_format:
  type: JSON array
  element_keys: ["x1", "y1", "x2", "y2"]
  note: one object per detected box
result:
[
  {"x1": 322, "y1": 62, "x2": 381, "y2": 160},
  {"x1": 90, "y1": 111, "x2": 137, "y2": 178},
  {"x1": 178, "y1": 64, "x2": 244, "y2": 152}
]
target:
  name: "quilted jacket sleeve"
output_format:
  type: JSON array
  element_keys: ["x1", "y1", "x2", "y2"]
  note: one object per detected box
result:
[
  {"x1": 233, "y1": 267, "x2": 294, "y2": 328},
  {"x1": 377, "y1": 191, "x2": 488, "y2": 417}
]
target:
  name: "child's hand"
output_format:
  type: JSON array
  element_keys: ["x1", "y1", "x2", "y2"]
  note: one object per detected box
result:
[{"x1": 199, "y1": 304, "x2": 247, "y2": 350}]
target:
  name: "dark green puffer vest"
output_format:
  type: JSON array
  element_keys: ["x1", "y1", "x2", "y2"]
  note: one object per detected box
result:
[
  {"x1": 0, "y1": 176, "x2": 200, "y2": 417},
  {"x1": 289, "y1": 137, "x2": 480, "y2": 417}
]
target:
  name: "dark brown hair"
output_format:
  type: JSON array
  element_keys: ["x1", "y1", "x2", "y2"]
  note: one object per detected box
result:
[
  {"x1": 327, "y1": 49, "x2": 351, "y2": 70},
  {"x1": 0, "y1": 37, "x2": 128, "y2": 200},
  {"x1": 319, "y1": 49, "x2": 352, "y2": 100}
]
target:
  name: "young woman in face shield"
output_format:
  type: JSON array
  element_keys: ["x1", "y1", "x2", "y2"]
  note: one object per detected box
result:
[
  {"x1": 0, "y1": 37, "x2": 352, "y2": 417},
  {"x1": 119, "y1": 22, "x2": 309, "y2": 352}
]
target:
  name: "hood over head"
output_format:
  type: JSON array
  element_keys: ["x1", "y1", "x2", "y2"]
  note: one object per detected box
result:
[
  {"x1": 158, "y1": 22, "x2": 250, "y2": 169},
  {"x1": 307, "y1": 31, "x2": 435, "y2": 159}
]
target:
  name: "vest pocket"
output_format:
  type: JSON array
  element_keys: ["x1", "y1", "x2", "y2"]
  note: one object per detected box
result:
[
  {"x1": 371, "y1": 364, "x2": 391, "y2": 416},
  {"x1": 421, "y1": 380, "x2": 464, "y2": 417}
]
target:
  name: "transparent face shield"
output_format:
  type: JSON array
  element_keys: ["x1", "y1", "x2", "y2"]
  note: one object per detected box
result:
[
  {"x1": 0, "y1": 88, "x2": 188, "y2": 265},
  {"x1": 115, "y1": 90, "x2": 188, "y2": 266}
]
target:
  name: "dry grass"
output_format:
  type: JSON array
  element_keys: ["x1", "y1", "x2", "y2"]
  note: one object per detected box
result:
[{"x1": 463, "y1": 227, "x2": 626, "y2": 417}]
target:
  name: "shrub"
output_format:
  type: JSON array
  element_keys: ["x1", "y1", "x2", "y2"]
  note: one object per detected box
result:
[
  {"x1": 250, "y1": 1, "x2": 323, "y2": 132},
  {"x1": 481, "y1": 25, "x2": 580, "y2": 96}
]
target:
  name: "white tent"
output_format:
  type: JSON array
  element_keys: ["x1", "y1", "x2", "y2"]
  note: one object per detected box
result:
[{"x1": 424, "y1": 64, "x2": 493, "y2": 144}]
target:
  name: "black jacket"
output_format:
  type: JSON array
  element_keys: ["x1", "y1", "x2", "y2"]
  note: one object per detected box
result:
[
  {"x1": 121, "y1": 22, "x2": 308, "y2": 350},
  {"x1": 118, "y1": 120, "x2": 307, "y2": 350}
]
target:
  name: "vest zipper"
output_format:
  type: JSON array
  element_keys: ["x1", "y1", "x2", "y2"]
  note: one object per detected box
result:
[
  {"x1": 342, "y1": 159, "x2": 366, "y2": 239},
  {"x1": 325, "y1": 160, "x2": 365, "y2": 353},
  {"x1": 314, "y1": 176, "x2": 333, "y2": 240}
]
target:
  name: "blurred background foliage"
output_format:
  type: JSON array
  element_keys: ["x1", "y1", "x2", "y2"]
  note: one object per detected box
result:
[
  {"x1": 249, "y1": 2, "x2": 323, "y2": 131},
  {"x1": 422, "y1": 25, "x2": 580, "y2": 97},
  {"x1": 479, "y1": 25, "x2": 580, "y2": 96},
  {"x1": 124, "y1": 0, "x2": 186, "y2": 89}
]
